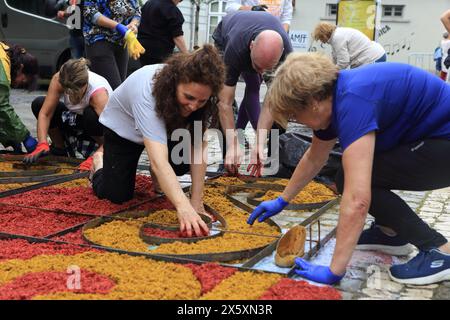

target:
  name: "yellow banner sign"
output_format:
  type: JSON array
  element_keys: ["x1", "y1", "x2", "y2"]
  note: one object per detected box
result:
[{"x1": 337, "y1": 0, "x2": 378, "y2": 40}]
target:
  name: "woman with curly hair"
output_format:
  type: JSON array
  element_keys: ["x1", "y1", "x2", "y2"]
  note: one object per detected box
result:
[{"x1": 91, "y1": 44, "x2": 225, "y2": 237}]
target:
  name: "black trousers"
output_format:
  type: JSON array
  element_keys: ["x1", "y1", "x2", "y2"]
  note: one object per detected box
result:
[
  {"x1": 31, "y1": 96, "x2": 103, "y2": 137},
  {"x1": 85, "y1": 40, "x2": 129, "y2": 90},
  {"x1": 138, "y1": 40, "x2": 172, "y2": 66},
  {"x1": 335, "y1": 139, "x2": 450, "y2": 251},
  {"x1": 92, "y1": 127, "x2": 190, "y2": 204}
]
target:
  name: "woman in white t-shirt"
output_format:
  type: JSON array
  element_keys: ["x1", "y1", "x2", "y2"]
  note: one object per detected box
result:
[
  {"x1": 24, "y1": 58, "x2": 112, "y2": 169},
  {"x1": 313, "y1": 22, "x2": 386, "y2": 70},
  {"x1": 91, "y1": 44, "x2": 225, "y2": 237}
]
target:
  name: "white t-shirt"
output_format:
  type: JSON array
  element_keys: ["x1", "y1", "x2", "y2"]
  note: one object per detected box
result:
[
  {"x1": 441, "y1": 39, "x2": 450, "y2": 73},
  {"x1": 99, "y1": 64, "x2": 167, "y2": 145},
  {"x1": 63, "y1": 71, "x2": 113, "y2": 115},
  {"x1": 329, "y1": 27, "x2": 386, "y2": 69}
]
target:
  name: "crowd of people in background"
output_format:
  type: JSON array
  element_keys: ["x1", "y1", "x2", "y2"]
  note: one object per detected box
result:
[{"x1": 0, "y1": 1, "x2": 449, "y2": 287}]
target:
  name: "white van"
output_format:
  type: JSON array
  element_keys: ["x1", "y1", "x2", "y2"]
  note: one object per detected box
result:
[{"x1": 0, "y1": 0, "x2": 71, "y2": 78}]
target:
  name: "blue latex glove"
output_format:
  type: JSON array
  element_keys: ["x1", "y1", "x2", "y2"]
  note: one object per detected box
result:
[
  {"x1": 115, "y1": 23, "x2": 129, "y2": 38},
  {"x1": 294, "y1": 258, "x2": 345, "y2": 285},
  {"x1": 247, "y1": 196, "x2": 289, "y2": 225}
]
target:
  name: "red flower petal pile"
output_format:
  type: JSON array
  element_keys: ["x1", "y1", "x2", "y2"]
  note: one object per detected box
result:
[
  {"x1": 260, "y1": 278, "x2": 342, "y2": 300},
  {"x1": 0, "y1": 239, "x2": 97, "y2": 261},
  {"x1": 0, "y1": 269, "x2": 116, "y2": 300},
  {"x1": 185, "y1": 263, "x2": 237, "y2": 294},
  {"x1": 0, "y1": 206, "x2": 90, "y2": 237}
]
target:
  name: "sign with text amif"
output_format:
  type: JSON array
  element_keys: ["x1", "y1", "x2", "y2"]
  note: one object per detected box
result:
[
  {"x1": 290, "y1": 30, "x2": 310, "y2": 49},
  {"x1": 337, "y1": 0, "x2": 380, "y2": 40}
]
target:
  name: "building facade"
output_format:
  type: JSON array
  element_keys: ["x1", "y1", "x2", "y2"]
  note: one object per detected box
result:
[{"x1": 170, "y1": 0, "x2": 450, "y2": 71}]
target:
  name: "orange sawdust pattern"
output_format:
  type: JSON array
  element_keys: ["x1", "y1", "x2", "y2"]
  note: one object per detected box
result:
[
  {"x1": 257, "y1": 181, "x2": 336, "y2": 204},
  {"x1": 0, "y1": 162, "x2": 54, "y2": 172},
  {"x1": 0, "y1": 269, "x2": 115, "y2": 300},
  {"x1": 0, "y1": 182, "x2": 36, "y2": 192},
  {"x1": 200, "y1": 271, "x2": 282, "y2": 300},
  {"x1": 56, "y1": 178, "x2": 90, "y2": 188},
  {"x1": 0, "y1": 252, "x2": 201, "y2": 300},
  {"x1": 83, "y1": 179, "x2": 281, "y2": 258},
  {"x1": 142, "y1": 209, "x2": 179, "y2": 225}
]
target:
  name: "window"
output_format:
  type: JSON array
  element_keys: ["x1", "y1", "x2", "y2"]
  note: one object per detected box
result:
[
  {"x1": 6, "y1": 0, "x2": 48, "y2": 16},
  {"x1": 207, "y1": 1, "x2": 226, "y2": 43},
  {"x1": 326, "y1": 3, "x2": 338, "y2": 17},
  {"x1": 382, "y1": 5, "x2": 404, "y2": 18}
]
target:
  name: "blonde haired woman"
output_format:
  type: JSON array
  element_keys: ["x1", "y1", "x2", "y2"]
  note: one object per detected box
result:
[
  {"x1": 313, "y1": 22, "x2": 386, "y2": 69},
  {"x1": 248, "y1": 52, "x2": 450, "y2": 285},
  {"x1": 24, "y1": 58, "x2": 112, "y2": 169}
]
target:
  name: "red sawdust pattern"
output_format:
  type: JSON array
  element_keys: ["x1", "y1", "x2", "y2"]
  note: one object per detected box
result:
[
  {"x1": 260, "y1": 278, "x2": 342, "y2": 300},
  {"x1": 52, "y1": 229, "x2": 89, "y2": 245},
  {"x1": 0, "y1": 206, "x2": 90, "y2": 237},
  {"x1": 185, "y1": 263, "x2": 237, "y2": 294},
  {"x1": 0, "y1": 175, "x2": 156, "y2": 215},
  {"x1": 143, "y1": 227, "x2": 185, "y2": 239},
  {"x1": 142, "y1": 227, "x2": 209, "y2": 239},
  {"x1": 0, "y1": 270, "x2": 115, "y2": 300},
  {"x1": 0, "y1": 239, "x2": 97, "y2": 261},
  {"x1": 136, "y1": 197, "x2": 175, "y2": 211}
]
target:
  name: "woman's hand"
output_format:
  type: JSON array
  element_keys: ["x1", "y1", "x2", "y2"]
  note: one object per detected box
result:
[
  {"x1": 224, "y1": 141, "x2": 243, "y2": 176},
  {"x1": 177, "y1": 204, "x2": 210, "y2": 238},
  {"x1": 190, "y1": 198, "x2": 214, "y2": 221},
  {"x1": 127, "y1": 21, "x2": 138, "y2": 34},
  {"x1": 247, "y1": 143, "x2": 265, "y2": 177}
]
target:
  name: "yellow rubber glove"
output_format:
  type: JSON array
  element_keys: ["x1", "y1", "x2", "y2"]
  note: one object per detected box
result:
[{"x1": 124, "y1": 30, "x2": 146, "y2": 60}]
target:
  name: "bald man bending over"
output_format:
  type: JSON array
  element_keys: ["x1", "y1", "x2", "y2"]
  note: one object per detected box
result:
[{"x1": 212, "y1": 11, "x2": 292, "y2": 174}]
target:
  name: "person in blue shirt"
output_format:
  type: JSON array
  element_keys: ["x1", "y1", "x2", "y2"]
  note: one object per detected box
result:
[{"x1": 247, "y1": 52, "x2": 450, "y2": 286}]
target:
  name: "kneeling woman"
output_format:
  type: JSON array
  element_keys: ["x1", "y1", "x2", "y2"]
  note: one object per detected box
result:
[
  {"x1": 91, "y1": 45, "x2": 225, "y2": 237},
  {"x1": 24, "y1": 58, "x2": 112, "y2": 167}
]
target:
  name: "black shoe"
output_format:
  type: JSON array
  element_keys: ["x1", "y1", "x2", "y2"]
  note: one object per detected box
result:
[{"x1": 356, "y1": 222, "x2": 414, "y2": 256}]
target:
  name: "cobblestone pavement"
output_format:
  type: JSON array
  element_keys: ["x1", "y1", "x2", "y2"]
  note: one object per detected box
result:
[{"x1": 3, "y1": 84, "x2": 450, "y2": 300}]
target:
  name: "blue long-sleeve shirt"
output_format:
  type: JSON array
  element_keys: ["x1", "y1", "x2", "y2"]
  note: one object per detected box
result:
[
  {"x1": 83, "y1": 0, "x2": 141, "y2": 46},
  {"x1": 315, "y1": 63, "x2": 450, "y2": 153}
]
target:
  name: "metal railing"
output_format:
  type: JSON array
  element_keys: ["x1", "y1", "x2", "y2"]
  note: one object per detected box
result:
[{"x1": 408, "y1": 52, "x2": 436, "y2": 73}]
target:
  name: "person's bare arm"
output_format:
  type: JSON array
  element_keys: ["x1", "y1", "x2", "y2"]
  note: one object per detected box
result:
[
  {"x1": 281, "y1": 136, "x2": 337, "y2": 201},
  {"x1": 218, "y1": 85, "x2": 242, "y2": 173},
  {"x1": 94, "y1": 15, "x2": 119, "y2": 29},
  {"x1": 329, "y1": 132, "x2": 375, "y2": 275},
  {"x1": 441, "y1": 10, "x2": 450, "y2": 34},
  {"x1": 173, "y1": 35, "x2": 189, "y2": 53},
  {"x1": 36, "y1": 74, "x2": 64, "y2": 143},
  {"x1": 247, "y1": 99, "x2": 275, "y2": 176},
  {"x1": 144, "y1": 138, "x2": 208, "y2": 237},
  {"x1": 189, "y1": 140, "x2": 208, "y2": 217},
  {"x1": 89, "y1": 89, "x2": 109, "y2": 117}
]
